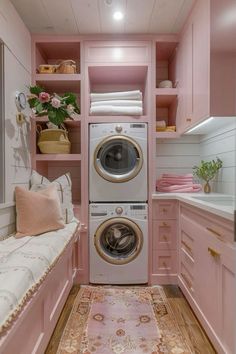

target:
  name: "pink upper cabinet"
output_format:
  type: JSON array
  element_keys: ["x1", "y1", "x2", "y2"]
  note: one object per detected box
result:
[
  {"x1": 176, "y1": 0, "x2": 236, "y2": 133},
  {"x1": 84, "y1": 41, "x2": 151, "y2": 64}
]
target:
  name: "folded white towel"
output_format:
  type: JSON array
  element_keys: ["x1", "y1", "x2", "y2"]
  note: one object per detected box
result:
[
  {"x1": 91, "y1": 100, "x2": 143, "y2": 108},
  {"x1": 156, "y1": 120, "x2": 166, "y2": 127},
  {"x1": 90, "y1": 105, "x2": 143, "y2": 116},
  {"x1": 90, "y1": 90, "x2": 142, "y2": 102}
]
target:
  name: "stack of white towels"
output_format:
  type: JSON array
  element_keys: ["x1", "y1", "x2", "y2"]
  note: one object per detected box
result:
[{"x1": 90, "y1": 90, "x2": 143, "y2": 116}]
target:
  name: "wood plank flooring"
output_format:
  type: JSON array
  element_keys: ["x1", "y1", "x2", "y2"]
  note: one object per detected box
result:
[{"x1": 45, "y1": 284, "x2": 216, "y2": 354}]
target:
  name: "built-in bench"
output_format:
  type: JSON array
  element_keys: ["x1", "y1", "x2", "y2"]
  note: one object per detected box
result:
[{"x1": 0, "y1": 219, "x2": 80, "y2": 354}]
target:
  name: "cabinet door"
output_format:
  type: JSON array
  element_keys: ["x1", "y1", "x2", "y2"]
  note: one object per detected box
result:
[
  {"x1": 192, "y1": 0, "x2": 210, "y2": 123},
  {"x1": 219, "y1": 244, "x2": 235, "y2": 354},
  {"x1": 176, "y1": 21, "x2": 193, "y2": 132},
  {"x1": 195, "y1": 231, "x2": 221, "y2": 337}
]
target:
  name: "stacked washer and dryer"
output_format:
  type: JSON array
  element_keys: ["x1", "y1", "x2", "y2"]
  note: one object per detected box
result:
[{"x1": 89, "y1": 123, "x2": 148, "y2": 284}]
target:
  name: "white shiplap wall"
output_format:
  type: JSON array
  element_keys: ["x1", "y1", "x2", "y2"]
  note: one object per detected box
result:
[
  {"x1": 0, "y1": 0, "x2": 31, "y2": 239},
  {"x1": 199, "y1": 121, "x2": 236, "y2": 195},
  {"x1": 156, "y1": 135, "x2": 201, "y2": 181}
]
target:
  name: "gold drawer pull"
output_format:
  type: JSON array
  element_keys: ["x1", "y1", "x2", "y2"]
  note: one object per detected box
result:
[
  {"x1": 206, "y1": 227, "x2": 222, "y2": 238},
  {"x1": 162, "y1": 234, "x2": 168, "y2": 240},
  {"x1": 181, "y1": 272, "x2": 193, "y2": 290},
  {"x1": 208, "y1": 247, "x2": 221, "y2": 258},
  {"x1": 161, "y1": 222, "x2": 168, "y2": 227},
  {"x1": 186, "y1": 118, "x2": 192, "y2": 122},
  {"x1": 162, "y1": 261, "x2": 167, "y2": 268},
  {"x1": 162, "y1": 208, "x2": 167, "y2": 212},
  {"x1": 181, "y1": 240, "x2": 192, "y2": 253}
]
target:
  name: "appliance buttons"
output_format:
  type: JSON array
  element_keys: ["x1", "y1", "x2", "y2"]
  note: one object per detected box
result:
[
  {"x1": 115, "y1": 207, "x2": 123, "y2": 214},
  {"x1": 115, "y1": 125, "x2": 122, "y2": 133}
]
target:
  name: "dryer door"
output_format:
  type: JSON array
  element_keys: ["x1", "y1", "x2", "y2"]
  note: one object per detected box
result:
[
  {"x1": 94, "y1": 217, "x2": 143, "y2": 265},
  {"x1": 94, "y1": 135, "x2": 143, "y2": 183}
]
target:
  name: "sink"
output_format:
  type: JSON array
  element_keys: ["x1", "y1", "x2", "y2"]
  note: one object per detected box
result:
[{"x1": 191, "y1": 195, "x2": 234, "y2": 207}]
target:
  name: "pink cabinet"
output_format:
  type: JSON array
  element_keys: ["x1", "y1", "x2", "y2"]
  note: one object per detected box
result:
[
  {"x1": 176, "y1": 0, "x2": 236, "y2": 133},
  {"x1": 152, "y1": 200, "x2": 178, "y2": 284},
  {"x1": 179, "y1": 203, "x2": 235, "y2": 354},
  {"x1": 84, "y1": 41, "x2": 151, "y2": 63}
]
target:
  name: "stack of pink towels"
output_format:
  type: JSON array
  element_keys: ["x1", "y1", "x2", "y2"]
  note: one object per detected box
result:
[{"x1": 156, "y1": 173, "x2": 202, "y2": 193}]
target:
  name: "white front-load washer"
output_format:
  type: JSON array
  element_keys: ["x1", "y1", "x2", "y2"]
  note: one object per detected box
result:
[
  {"x1": 89, "y1": 203, "x2": 148, "y2": 284},
  {"x1": 89, "y1": 123, "x2": 147, "y2": 202}
]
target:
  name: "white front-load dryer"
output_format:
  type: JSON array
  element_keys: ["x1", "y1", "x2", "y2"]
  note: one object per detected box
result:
[
  {"x1": 89, "y1": 203, "x2": 148, "y2": 284},
  {"x1": 89, "y1": 123, "x2": 147, "y2": 202}
]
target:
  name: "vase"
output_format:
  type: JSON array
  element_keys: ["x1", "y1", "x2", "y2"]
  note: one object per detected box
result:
[{"x1": 204, "y1": 181, "x2": 211, "y2": 193}]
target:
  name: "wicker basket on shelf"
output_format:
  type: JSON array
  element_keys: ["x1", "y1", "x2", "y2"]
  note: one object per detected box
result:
[
  {"x1": 56, "y1": 60, "x2": 77, "y2": 74},
  {"x1": 37, "y1": 127, "x2": 71, "y2": 154}
]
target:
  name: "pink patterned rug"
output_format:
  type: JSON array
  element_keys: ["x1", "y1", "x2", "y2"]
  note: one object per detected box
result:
[{"x1": 57, "y1": 286, "x2": 192, "y2": 354}]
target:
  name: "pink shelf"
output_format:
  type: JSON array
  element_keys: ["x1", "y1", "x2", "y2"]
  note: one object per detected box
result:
[
  {"x1": 88, "y1": 115, "x2": 149, "y2": 123},
  {"x1": 35, "y1": 73, "x2": 81, "y2": 81},
  {"x1": 155, "y1": 88, "x2": 178, "y2": 107},
  {"x1": 155, "y1": 132, "x2": 180, "y2": 139},
  {"x1": 33, "y1": 115, "x2": 81, "y2": 125},
  {"x1": 35, "y1": 74, "x2": 81, "y2": 93},
  {"x1": 35, "y1": 154, "x2": 81, "y2": 161}
]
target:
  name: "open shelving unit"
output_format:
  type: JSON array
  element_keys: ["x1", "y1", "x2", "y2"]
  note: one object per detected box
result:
[
  {"x1": 155, "y1": 41, "x2": 179, "y2": 137},
  {"x1": 31, "y1": 39, "x2": 82, "y2": 209},
  {"x1": 87, "y1": 65, "x2": 149, "y2": 121}
]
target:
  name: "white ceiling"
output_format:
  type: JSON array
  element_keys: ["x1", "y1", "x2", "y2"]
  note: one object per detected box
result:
[{"x1": 10, "y1": 0, "x2": 195, "y2": 35}]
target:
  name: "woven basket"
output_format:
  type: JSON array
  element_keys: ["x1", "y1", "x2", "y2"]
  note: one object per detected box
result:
[
  {"x1": 56, "y1": 60, "x2": 76, "y2": 74},
  {"x1": 37, "y1": 128, "x2": 71, "y2": 154}
]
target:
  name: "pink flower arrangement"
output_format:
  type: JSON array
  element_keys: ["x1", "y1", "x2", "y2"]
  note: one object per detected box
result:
[
  {"x1": 39, "y1": 92, "x2": 50, "y2": 103},
  {"x1": 28, "y1": 85, "x2": 80, "y2": 126}
]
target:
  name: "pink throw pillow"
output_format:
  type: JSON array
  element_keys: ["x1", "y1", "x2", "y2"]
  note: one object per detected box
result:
[{"x1": 15, "y1": 184, "x2": 65, "y2": 238}]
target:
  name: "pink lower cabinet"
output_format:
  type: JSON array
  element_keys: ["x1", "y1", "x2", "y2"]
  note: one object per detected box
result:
[
  {"x1": 179, "y1": 203, "x2": 235, "y2": 354},
  {"x1": 152, "y1": 200, "x2": 178, "y2": 284}
]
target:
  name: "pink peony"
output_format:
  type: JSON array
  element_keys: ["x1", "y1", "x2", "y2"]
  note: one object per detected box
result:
[
  {"x1": 39, "y1": 92, "x2": 50, "y2": 103},
  {"x1": 51, "y1": 97, "x2": 61, "y2": 108}
]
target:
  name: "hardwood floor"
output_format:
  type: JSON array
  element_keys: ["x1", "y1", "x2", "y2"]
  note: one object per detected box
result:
[{"x1": 45, "y1": 284, "x2": 216, "y2": 354}]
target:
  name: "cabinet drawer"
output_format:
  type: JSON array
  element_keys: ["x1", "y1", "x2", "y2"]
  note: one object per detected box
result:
[
  {"x1": 85, "y1": 41, "x2": 151, "y2": 63},
  {"x1": 153, "y1": 200, "x2": 177, "y2": 220},
  {"x1": 152, "y1": 250, "x2": 177, "y2": 274},
  {"x1": 152, "y1": 220, "x2": 177, "y2": 250},
  {"x1": 180, "y1": 229, "x2": 194, "y2": 259},
  {"x1": 180, "y1": 262, "x2": 194, "y2": 294},
  {"x1": 180, "y1": 248, "x2": 194, "y2": 275},
  {"x1": 180, "y1": 204, "x2": 234, "y2": 243}
]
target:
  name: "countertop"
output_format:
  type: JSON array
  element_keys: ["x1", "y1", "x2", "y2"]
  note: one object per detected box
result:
[{"x1": 152, "y1": 192, "x2": 235, "y2": 221}]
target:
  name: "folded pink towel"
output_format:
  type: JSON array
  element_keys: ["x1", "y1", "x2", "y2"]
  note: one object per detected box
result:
[
  {"x1": 156, "y1": 173, "x2": 202, "y2": 193},
  {"x1": 156, "y1": 184, "x2": 202, "y2": 193}
]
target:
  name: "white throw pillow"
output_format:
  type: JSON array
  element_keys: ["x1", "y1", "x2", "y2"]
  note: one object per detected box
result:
[{"x1": 30, "y1": 170, "x2": 74, "y2": 223}]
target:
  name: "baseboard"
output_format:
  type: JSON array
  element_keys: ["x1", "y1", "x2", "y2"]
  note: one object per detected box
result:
[{"x1": 150, "y1": 273, "x2": 178, "y2": 285}]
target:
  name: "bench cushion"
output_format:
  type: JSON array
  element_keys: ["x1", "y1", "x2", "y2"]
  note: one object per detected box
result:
[{"x1": 0, "y1": 219, "x2": 79, "y2": 336}]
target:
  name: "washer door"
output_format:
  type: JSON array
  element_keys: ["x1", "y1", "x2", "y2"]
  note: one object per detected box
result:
[
  {"x1": 94, "y1": 135, "x2": 143, "y2": 183},
  {"x1": 94, "y1": 217, "x2": 143, "y2": 265}
]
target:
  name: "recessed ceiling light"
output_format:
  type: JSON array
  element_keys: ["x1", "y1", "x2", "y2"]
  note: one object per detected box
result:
[{"x1": 113, "y1": 11, "x2": 124, "y2": 21}]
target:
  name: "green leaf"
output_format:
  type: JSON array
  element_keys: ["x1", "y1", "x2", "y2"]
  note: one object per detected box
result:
[
  {"x1": 48, "y1": 108, "x2": 67, "y2": 126},
  {"x1": 29, "y1": 85, "x2": 44, "y2": 95},
  {"x1": 35, "y1": 102, "x2": 43, "y2": 113},
  {"x1": 28, "y1": 97, "x2": 38, "y2": 108}
]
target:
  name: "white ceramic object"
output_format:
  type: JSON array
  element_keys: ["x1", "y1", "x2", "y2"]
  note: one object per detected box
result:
[{"x1": 158, "y1": 80, "x2": 173, "y2": 88}]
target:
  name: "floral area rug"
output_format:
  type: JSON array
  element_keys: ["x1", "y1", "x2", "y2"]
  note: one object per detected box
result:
[{"x1": 57, "y1": 286, "x2": 192, "y2": 354}]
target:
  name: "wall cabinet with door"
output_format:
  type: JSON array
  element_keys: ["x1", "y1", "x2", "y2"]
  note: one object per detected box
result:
[
  {"x1": 176, "y1": 0, "x2": 236, "y2": 133},
  {"x1": 179, "y1": 203, "x2": 235, "y2": 354}
]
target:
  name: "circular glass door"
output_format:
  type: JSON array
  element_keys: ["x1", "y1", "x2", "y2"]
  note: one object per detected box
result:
[
  {"x1": 94, "y1": 135, "x2": 143, "y2": 183},
  {"x1": 94, "y1": 217, "x2": 143, "y2": 265}
]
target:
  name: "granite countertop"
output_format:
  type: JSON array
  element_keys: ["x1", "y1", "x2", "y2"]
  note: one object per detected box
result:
[{"x1": 152, "y1": 192, "x2": 235, "y2": 221}]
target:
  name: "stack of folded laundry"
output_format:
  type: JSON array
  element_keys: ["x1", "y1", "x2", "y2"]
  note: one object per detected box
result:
[
  {"x1": 156, "y1": 173, "x2": 202, "y2": 192},
  {"x1": 156, "y1": 120, "x2": 176, "y2": 132},
  {"x1": 90, "y1": 90, "x2": 143, "y2": 115}
]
